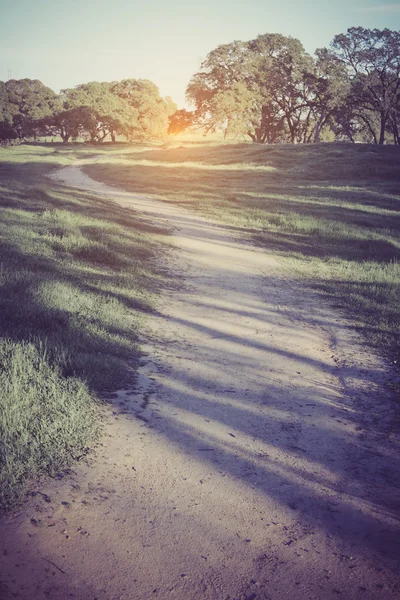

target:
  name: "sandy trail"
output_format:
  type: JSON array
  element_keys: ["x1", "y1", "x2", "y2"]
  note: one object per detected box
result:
[{"x1": 1, "y1": 165, "x2": 399, "y2": 600}]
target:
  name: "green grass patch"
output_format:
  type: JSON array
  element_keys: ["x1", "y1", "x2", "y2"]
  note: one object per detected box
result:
[
  {"x1": 0, "y1": 339, "x2": 98, "y2": 509},
  {"x1": 0, "y1": 147, "x2": 169, "y2": 511}
]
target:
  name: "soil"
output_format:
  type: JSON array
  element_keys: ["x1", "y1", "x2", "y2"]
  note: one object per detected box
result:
[{"x1": 1, "y1": 165, "x2": 399, "y2": 600}]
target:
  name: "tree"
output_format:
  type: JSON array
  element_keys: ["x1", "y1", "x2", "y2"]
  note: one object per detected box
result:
[
  {"x1": 324, "y1": 27, "x2": 400, "y2": 144},
  {"x1": 190, "y1": 83, "x2": 256, "y2": 139},
  {"x1": 60, "y1": 79, "x2": 176, "y2": 142},
  {"x1": 0, "y1": 121, "x2": 18, "y2": 145},
  {"x1": 0, "y1": 82, "x2": 16, "y2": 143},
  {"x1": 304, "y1": 49, "x2": 351, "y2": 142},
  {"x1": 186, "y1": 40, "x2": 261, "y2": 141},
  {"x1": 0, "y1": 82, "x2": 11, "y2": 123},
  {"x1": 168, "y1": 109, "x2": 195, "y2": 135},
  {"x1": 387, "y1": 88, "x2": 400, "y2": 144},
  {"x1": 249, "y1": 34, "x2": 316, "y2": 143},
  {"x1": 60, "y1": 82, "x2": 133, "y2": 142},
  {"x1": 41, "y1": 106, "x2": 101, "y2": 143},
  {"x1": 3, "y1": 79, "x2": 61, "y2": 139},
  {"x1": 186, "y1": 34, "x2": 316, "y2": 144},
  {"x1": 112, "y1": 79, "x2": 176, "y2": 140}
]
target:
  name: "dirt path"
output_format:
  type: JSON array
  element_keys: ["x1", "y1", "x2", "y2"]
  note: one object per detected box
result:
[{"x1": 1, "y1": 165, "x2": 399, "y2": 600}]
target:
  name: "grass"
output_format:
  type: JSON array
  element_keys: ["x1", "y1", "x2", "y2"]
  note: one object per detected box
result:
[
  {"x1": 1, "y1": 139, "x2": 399, "y2": 507},
  {"x1": 0, "y1": 340, "x2": 98, "y2": 509},
  {"x1": 0, "y1": 149, "x2": 169, "y2": 510},
  {"x1": 81, "y1": 141, "x2": 400, "y2": 373}
]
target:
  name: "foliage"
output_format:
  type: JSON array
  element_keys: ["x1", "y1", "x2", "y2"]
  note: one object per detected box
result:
[
  {"x1": 60, "y1": 81, "x2": 133, "y2": 142},
  {"x1": 41, "y1": 106, "x2": 96, "y2": 143},
  {"x1": 187, "y1": 27, "x2": 400, "y2": 145},
  {"x1": 0, "y1": 79, "x2": 61, "y2": 142},
  {"x1": 168, "y1": 109, "x2": 195, "y2": 135},
  {"x1": 321, "y1": 27, "x2": 400, "y2": 144},
  {"x1": 305, "y1": 49, "x2": 351, "y2": 142},
  {"x1": 187, "y1": 34, "x2": 319, "y2": 143},
  {"x1": 0, "y1": 78, "x2": 175, "y2": 143},
  {"x1": 112, "y1": 79, "x2": 177, "y2": 140},
  {"x1": 0, "y1": 121, "x2": 18, "y2": 145},
  {"x1": 0, "y1": 27, "x2": 399, "y2": 145}
]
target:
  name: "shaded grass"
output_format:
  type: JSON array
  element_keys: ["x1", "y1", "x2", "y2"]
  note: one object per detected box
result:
[
  {"x1": 0, "y1": 151, "x2": 169, "y2": 510},
  {"x1": 0, "y1": 340, "x2": 98, "y2": 509},
  {"x1": 1, "y1": 140, "x2": 398, "y2": 504},
  {"x1": 82, "y1": 141, "x2": 400, "y2": 369}
]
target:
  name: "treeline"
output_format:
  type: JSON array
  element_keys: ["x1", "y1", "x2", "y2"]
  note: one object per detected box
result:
[
  {"x1": 0, "y1": 79, "x2": 177, "y2": 144},
  {"x1": 1, "y1": 27, "x2": 399, "y2": 146},
  {"x1": 172, "y1": 27, "x2": 400, "y2": 145}
]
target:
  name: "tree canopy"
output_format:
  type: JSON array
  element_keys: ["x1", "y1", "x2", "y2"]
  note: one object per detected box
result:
[
  {"x1": 0, "y1": 27, "x2": 399, "y2": 145},
  {"x1": 186, "y1": 27, "x2": 400, "y2": 144},
  {"x1": 187, "y1": 35, "x2": 321, "y2": 143},
  {"x1": 0, "y1": 77, "x2": 176, "y2": 144},
  {"x1": 0, "y1": 79, "x2": 61, "y2": 142},
  {"x1": 325, "y1": 27, "x2": 400, "y2": 144}
]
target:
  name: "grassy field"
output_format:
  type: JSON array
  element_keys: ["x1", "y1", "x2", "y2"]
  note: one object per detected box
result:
[
  {"x1": 1, "y1": 140, "x2": 399, "y2": 508},
  {"x1": 82, "y1": 141, "x2": 400, "y2": 377},
  {"x1": 0, "y1": 145, "x2": 169, "y2": 510}
]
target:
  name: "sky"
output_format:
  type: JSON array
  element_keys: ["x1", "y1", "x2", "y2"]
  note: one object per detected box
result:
[{"x1": 1, "y1": 0, "x2": 399, "y2": 107}]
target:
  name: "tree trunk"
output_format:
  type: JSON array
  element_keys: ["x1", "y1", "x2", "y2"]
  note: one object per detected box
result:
[
  {"x1": 357, "y1": 114, "x2": 377, "y2": 144},
  {"x1": 255, "y1": 127, "x2": 264, "y2": 143},
  {"x1": 313, "y1": 117, "x2": 325, "y2": 143},
  {"x1": 286, "y1": 116, "x2": 296, "y2": 144},
  {"x1": 97, "y1": 129, "x2": 108, "y2": 143},
  {"x1": 392, "y1": 117, "x2": 399, "y2": 145},
  {"x1": 379, "y1": 112, "x2": 386, "y2": 145}
]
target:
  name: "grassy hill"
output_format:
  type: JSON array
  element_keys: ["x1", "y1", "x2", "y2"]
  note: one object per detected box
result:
[
  {"x1": 83, "y1": 141, "x2": 400, "y2": 377},
  {"x1": 0, "y1": 145, "x2": 169, "y2": 510},
  {"x1": 1, "y1": 140, "x2": 399, "y2": 509}
]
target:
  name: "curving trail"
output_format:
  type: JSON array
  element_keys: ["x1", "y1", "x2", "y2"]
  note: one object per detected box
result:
[{"x1": 1, "y1": 165, "x2": 399, "y2": 600}]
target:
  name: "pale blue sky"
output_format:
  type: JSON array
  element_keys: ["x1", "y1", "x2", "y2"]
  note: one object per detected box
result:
[{"x1": 1, "y1": 0, "x2": 399, "y2": 107}]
